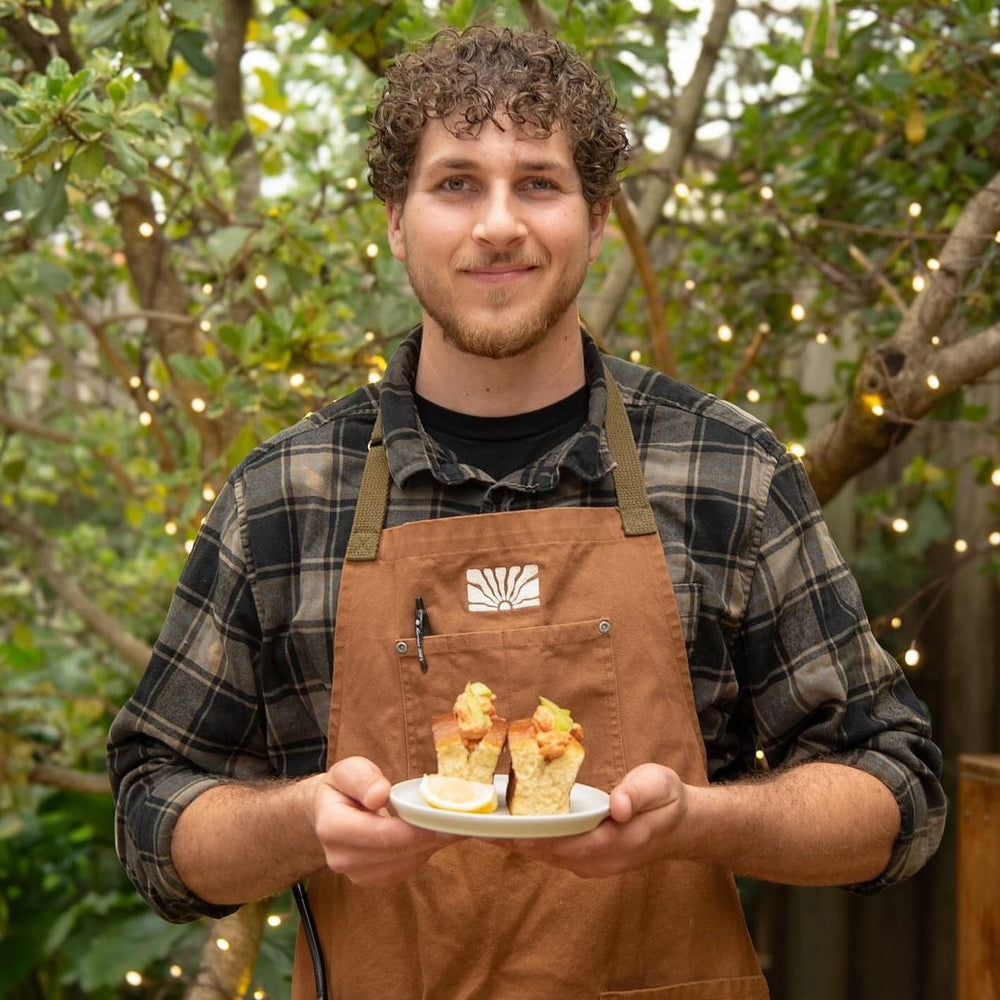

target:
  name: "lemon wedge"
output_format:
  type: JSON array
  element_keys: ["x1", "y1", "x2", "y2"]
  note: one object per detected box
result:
[{"x1": 418, "y1": 773, "x2": 498, "y2": 814}]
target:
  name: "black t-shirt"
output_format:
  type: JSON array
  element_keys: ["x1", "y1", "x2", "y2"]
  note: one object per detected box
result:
[{"x1": 415, "y1": 386, "x2": 590, "y2": 481}]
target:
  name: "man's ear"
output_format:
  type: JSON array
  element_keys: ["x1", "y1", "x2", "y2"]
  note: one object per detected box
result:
[
  {"x1": 587, "y1": 197, "x2": 612, "y2": 261},
  {"x1": 386, "y1": 199, "x2": 406, "y2": 261}
]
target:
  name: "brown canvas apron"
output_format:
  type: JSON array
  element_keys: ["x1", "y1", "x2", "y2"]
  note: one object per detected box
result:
[{"x1": 292, "y1": 375, "x2": 769, "y2": 1000}]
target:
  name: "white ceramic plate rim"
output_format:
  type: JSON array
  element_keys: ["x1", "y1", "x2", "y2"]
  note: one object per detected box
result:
[{"x1": 389, "y1": 774, "x2": 610, "y2": 839}]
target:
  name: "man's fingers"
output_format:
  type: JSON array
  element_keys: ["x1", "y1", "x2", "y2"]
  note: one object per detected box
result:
[
  {"x1": 326, "y1": 755, "x2": 392, "y2": 811},
  {"x1": 610, "y1": 764, "x2": 683, "y2": 823}
]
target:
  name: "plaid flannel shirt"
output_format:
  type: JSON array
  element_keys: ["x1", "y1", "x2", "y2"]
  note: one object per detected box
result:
[{"x1": 108, "y1": 329, "x2": 945, "y2": 922}]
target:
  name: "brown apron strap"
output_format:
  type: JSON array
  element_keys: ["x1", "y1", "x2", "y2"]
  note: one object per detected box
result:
[
  {"x1": 602, "y1": 371, "x2": 658, "y2": 537},
  {"x1": 344, "y1": 363, "x2": 657, "y2": 561},
  {"x1": 344, "y1": 409, "x2": 390, "y2": 561}
]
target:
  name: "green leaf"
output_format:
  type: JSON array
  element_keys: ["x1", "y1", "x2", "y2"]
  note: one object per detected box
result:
[
  {"x1": 71, "y1": 142, "x2": 104, "y2": 182},
  {"x1": 143, "y1": 9, "x2": 173, "y2": 68},
  {"x1": 206, "y1": 224, "x2": 253, "y2": 265},
  {"x1": 29, "y1": 162, "x2": 70, "y2": 236},
  {"x1": 27, "y1": 11, "x2": 61, "y2": 36},
  {"x1": 172, "y1": 29, "x2": 214, "y2": 77}
]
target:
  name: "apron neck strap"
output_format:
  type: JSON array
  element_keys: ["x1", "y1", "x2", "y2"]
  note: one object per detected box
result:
[{"x1": 345, "y1": 364, "x2": 656, "y2": 561}]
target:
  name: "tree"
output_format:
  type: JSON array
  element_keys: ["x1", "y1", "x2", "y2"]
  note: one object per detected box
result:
[{"x1": 1, "y1": 1, "x2": 997, "y2": 996}]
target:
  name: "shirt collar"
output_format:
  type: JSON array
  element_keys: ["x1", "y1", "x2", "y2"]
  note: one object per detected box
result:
[{"x1": 378, "y1": 326, "x2": 615, "y2": 490}]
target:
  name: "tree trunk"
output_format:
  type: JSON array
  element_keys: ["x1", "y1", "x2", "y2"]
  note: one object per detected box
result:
[{"x1": 185, "y1": 900, "x2": 271, "y2": 1000}]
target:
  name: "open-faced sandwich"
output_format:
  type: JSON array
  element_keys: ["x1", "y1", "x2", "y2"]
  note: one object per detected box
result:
[
  {"x1": 431, "y1": 681, "x2": 508, "y2": 784},
  {"x1": 505, "y1": 696, "x2": 585, "y2": 815}
]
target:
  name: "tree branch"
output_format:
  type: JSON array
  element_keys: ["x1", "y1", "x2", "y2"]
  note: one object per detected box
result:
[
  {"x1": 611, "y1": 191, "x2": 675, "y2": 375},
  {"x1": 0, "y1": 506, "x2": 152, "y2": 671},
  {"x1": 27, "y1": 764, "x2": 111, "y2": 796},
  {"x1": 803, "y1": 172, "x2": 1000, "y2": 504},
  {"x1": 589, "y1": 0, "x2": 738, "y2": 342}
]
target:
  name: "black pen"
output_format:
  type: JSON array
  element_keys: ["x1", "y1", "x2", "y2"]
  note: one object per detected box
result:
[{"x1": 414, "y1": 596, "x2": 430, "y2": 672}]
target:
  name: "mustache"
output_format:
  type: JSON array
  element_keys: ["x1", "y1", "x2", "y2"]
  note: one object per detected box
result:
[{"x1": 452, "y1": 252, "x2": 547, "y2": 270}]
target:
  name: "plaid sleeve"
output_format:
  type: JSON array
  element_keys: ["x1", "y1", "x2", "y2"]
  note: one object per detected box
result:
[
  {"x1": 741, "y1": 452, "x2": 946, "y2": 892},
  {"x1": 108, "y1": 478, "x2": 266, "y2": 922}
]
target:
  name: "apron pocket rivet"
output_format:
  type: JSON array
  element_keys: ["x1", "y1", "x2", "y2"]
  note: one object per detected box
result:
[
  {"x1": 396, "y1": 641, "x2": 408, "y2": 654},
  {"x1": 599, "y1": 620, "x2": 611, "y2": 634}
]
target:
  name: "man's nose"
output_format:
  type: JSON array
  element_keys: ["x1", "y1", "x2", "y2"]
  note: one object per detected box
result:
[{"x1": 471, "y1": 189, "x2": 528, "y2": 248}]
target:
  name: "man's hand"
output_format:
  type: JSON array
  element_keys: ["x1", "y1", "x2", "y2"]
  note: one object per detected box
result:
[
  {"x1": 313, "y1": 756, "x2": 459, "y2": 886},
  {"x1": 504, "y1": 760, "x2": 900, "y2": 886},
  {"x1": 503, "y1": 763, "x2": 689, "y2": 878}
]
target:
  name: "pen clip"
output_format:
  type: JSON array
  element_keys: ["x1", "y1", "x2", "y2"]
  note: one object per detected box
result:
[{"x1": 414, "y1": 596, "x2": 429, "y2": 673}]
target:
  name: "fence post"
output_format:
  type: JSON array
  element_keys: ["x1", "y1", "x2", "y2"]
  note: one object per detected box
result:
[{"x1": 958, "y1": 754, "x2": 1000, "y2": 1000}]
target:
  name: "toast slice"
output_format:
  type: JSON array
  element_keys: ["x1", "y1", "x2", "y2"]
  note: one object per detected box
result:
[
  {"x1": 505, "y1": 697, "x2": 585, "y2": 815},
  {"x1": 432, "y1": 681, "x2": 508, "y2": 784}
]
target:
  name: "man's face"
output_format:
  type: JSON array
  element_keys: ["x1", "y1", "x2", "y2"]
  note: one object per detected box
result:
[{"x1": 386, "y1": 116, "x2": 609, "y2": 360}]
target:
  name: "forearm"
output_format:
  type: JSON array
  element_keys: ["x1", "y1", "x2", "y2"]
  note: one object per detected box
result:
[
  {"x1": 172, "y1": 774, "x2": 327, "y2": 906},
  {"x1": 683, "y1": 761, "x2": 900, "y2": 885}
]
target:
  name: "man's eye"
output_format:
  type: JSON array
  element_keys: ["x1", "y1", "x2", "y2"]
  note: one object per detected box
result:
[
  {"x1": 441, "y1": 177, "x2": 467, "y2": 192},
  {"x1": 525, "y1": 178, "x2": 556, "y2": 191}
]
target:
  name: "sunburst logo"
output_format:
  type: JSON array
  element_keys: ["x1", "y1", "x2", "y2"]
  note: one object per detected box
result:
[{"x1": 466, "y1": 565, "x2": 540, "y2": 612}]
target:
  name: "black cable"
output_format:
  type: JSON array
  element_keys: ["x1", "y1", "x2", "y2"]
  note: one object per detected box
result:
[{"x1": 292, "y1": 881, "x2": 329, "y2": 1000}]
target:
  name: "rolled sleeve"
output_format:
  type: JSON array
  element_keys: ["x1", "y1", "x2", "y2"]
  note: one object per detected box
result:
[
  {"x1": 743, "y1": 453, "x2": 945, "y2": 891},
  {"x1": 108, "y1": 480, "x2": 267, "y2": 921}
]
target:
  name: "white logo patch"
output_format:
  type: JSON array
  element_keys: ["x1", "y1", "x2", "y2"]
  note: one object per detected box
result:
[{"x1": 466, "y1": 565, "x2": 540, "y2": 612}]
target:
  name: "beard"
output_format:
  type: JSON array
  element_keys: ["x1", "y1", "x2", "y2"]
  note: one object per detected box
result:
[{"x1": 403, "y1": 249, "x2": 589, "y2": 360}]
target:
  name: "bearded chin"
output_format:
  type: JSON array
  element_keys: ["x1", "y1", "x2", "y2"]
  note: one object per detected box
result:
[{"x1": 406, "y1": 265, "x2": 586, "y2": 361}]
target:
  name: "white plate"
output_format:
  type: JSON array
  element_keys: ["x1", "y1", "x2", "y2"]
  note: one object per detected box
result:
[{"x1": 389, "y1": 774, "x2": 610, "y2": 838}]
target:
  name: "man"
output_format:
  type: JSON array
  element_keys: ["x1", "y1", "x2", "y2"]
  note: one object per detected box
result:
[{"x1": 109, "y1": 25, "x2": 945, "y2": 1000}]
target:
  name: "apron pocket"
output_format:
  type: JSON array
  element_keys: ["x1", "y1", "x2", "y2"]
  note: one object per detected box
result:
[
  {"x1": 395, "y1": 617, "x2": 627, "y2": 790},
  {"x1": 600, "y1": 974, "x2": 770, "y2": 999}
]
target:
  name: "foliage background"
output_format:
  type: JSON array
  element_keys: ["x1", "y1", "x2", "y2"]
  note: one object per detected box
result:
[{"x1": 1, "y1": 0, "x2": 998, "y2": 997}]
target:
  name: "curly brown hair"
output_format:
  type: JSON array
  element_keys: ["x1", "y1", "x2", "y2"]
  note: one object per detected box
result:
[{"x1": 366, "y1": 25, "x2": 629, "y2": 206}]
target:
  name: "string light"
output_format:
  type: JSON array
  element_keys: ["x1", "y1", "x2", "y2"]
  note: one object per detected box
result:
[
  {"x1": 716, "y1": 323, "x2": 733, "y2": 343},
  {"x1": 190, "y1": 397, "x2": 207, "y2": 413},
  {"x1": 746, "y1": 388, "x2": 761, "y2": 403},
  {"x1": 674, "y1": 181, "x2": 691, "y2": 199},
  {"x1": 927, "y1": 258, "x2": 940, "y2": 271},
  {"x1": 755, "y1": 748, "x2": 766, "y2": 761},
  {"x1": 169, "y1": 965, "x2": 183, "y2": 978},
  {"x1": 185, "y1": 539, "x2": 195, "y2": 554},
  {"x1": 365, "y1": 243, "x2": 379, "y2": 258},
  {"x1": 254, "y1": 273, "x2": 269, "y2": 291},
  {"x1": 912, "y1": 275, "x2": 926, "y2": 292},
  {"x1": 215, "y1": 938, "x2": 230, "y2": 951},
  {"x1": 147, "y1": 388, "x2": 160, "y2": 402},
  {"x1": 364, "y1": 330, "x2": 376, "y2": 342},
  {"x1": 760, "y1": 185, "x2": 774, "y2": 201},
  {"x1": 202, "y1": 282, "x2": 213, "y2": 295},
  {"x1": 267, "y1": 914, "x2": 283, "y2": 927},
  {"x1": 891, "y1": 517, "x2": 909, "y2": 533},
  {"x1": 954, "y1": 538, "x2": 969, "y2": 553},
  {"x1": 994, "y1": 230, "x2": 1000, "y2": 244},
  {"x1": 990, "y1": 468, "x2": 1000, "y2": 487},
  {"x1": 202, "y1": 485, "x2": 216, "y2": 503},
  {"x1": 925, "y1": 373, "x2": 940, "y2": 390},
  {"x1": 138, "y1": 411, "x2": 152, "y2": 426},
  {"x1": 289, "y1": 372, "x2": 305, "y2": 388},
  {"x1": 684, "y1": 279, "x2": 696, "y2": 291},
  {"x1": 629, "y1": 350, "x2": 642, "y2": 362},
  {"x1": 129, "y1": 375, "x2": 142, "y2": 389},
  {"x1": 990, "y1": 531, "x2": 1000, "y2": 546},
  {"x1": 815, "y1": 331, "x2": 829, "y2": 345},
  {"x1": 345, "y1": 177, "x2": 358, "y2": 191},
  {"x1": 367, "y1": 371, "x2": 382, "y2": 384},
  {"x1": 861, "y1": 392, "x2": 884, "y2": 416},
  {"x1": 790, "y1": 303, "x2": 805, "y2": 322},
  {"x1": 164, "y1": 521, "x2": 178, "y2": 536},
  {"x1": 890, "y1": 616, "x2": 903, "y2": 629},
  {"x1": 787, "y1": 442, "x2": 806, "y2": 458},
  {"x1": 930, "y1": 335, "x2": 941, "y2": 346},
  {"x1": 908, "y1": 202, "x2": 922, "y2": 218},
  {"x1": 125, "y1": 971, "x2": 143, "y2": 986},
  {"x1": 904, "y1": 645, "x2": 921, "y2": 667},
  {"x1": 200, "y1": 319, "x2": 212, "y2": 332},
  {"x1": 138, "y1": 221, "x2": 154, "y2": 237}
]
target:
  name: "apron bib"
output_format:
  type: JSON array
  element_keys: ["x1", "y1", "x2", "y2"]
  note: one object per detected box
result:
[{"x1": 292, "y1": 375, "x2": 769, "y2": 1000}]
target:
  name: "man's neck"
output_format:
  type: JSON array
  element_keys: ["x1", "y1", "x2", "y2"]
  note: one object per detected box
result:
[{"x1": 414, "y1": 321, "x2": 586, "y2": 417}]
